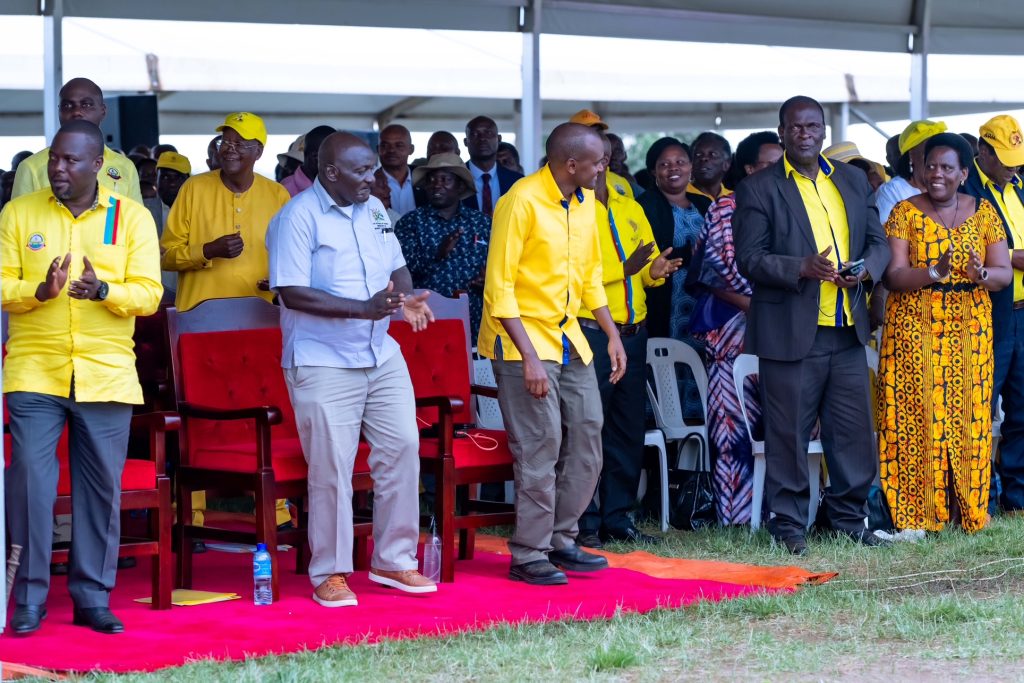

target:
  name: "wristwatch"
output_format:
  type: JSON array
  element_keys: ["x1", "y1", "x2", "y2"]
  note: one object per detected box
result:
[{"x1": 95, "y1": 280, "x2": 109, "y2": 301}]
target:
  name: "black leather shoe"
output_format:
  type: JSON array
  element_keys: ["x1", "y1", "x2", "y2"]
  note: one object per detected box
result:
[
  {"x1": 192, "y1": 541, "x2": 207, "y2": 554},
  {"x1": 548, "y1": 544, "x2": 609, "y2": 572},
  {"x1": 604, "y1": 526, "x2": 660, "y2": 544},
  {"x1": 577, "y1": 532, "x2": 604, "y2": 549},
  {"x1": 509, "y1": 560, "x2": 568, "y2": 585},
  {"x1": 10, "y1": 605, "x2": 46, "y2": 636},
  {"x1": 776, "y1": 534, "x2": 808, "y2": 556},
  {"x1": 844, "y1": 529, "x2": 892, "y2": 547},
  {"x1": 73, "y1": 606, "x2": 124, "y2": 634}
]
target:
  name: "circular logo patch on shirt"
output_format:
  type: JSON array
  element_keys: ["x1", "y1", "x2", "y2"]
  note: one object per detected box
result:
[
  {"x1": 614, "y1": 183, "x2": 627, "y2": 196},
  {"x1": 27, "y1": 233, "x2": 45, "y2": 251},
  {"x1": 107, "y1": 167, "x2": 121, "y2": 180}
]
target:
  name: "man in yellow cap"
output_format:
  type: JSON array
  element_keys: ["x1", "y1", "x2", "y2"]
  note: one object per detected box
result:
[
  {"x1": 875, "y1": 119, "x2": 947, "y2": 222},
  {"x1": 159, "y1": 112, "x2": 292, "y2": 529},
  {"x1": 569, "y1": 109, "x2": 636, "y2": 200},
  {"x1": 965, "y1": 114, "x2": 1024, "y2": 514},
  {"x1": 12, "y1": 77, "x2": 142, "y2": 205},
  {"x1": 156, "y1": 151, "x2": 191, "y2": 220}
]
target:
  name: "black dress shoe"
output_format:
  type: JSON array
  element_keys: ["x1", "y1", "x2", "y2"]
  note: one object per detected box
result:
[
  {"x1": 577, "y1": 532, "x2": 604, "y2": 549},
  {"x1": 774, "y1": 534, "x2": 807, "y2": 556},
  {"x1": 548, "y1": 544, "x2": 609, "y2": 572},
  {"x1": 192, "y1": 540, "x2": 207, "y2": 554},
  {"x1": 509, "y1": 560, "x2": 568, "y2": 585},
  {"x1": 10, "y1": 605, "x2": 46, "y2": 636},
  {"x1": 73, "y1": 606, "x2": 124, "y2": 634},
  {"x1": 843, "y1": 529, "x2": 892, "y2": 547},
  {"x1": 604, "y1": 526, "x2": 660, "y2": 544}
]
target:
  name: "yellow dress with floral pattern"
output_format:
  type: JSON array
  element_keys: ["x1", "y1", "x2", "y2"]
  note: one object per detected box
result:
[{"x1": 877, "y1": 198, "x2": 1005, "y2": 533}]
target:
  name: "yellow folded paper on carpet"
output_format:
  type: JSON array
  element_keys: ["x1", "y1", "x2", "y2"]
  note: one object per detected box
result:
[{"x1": 135, "y1": 589, "x2": 241, "y2": 606}]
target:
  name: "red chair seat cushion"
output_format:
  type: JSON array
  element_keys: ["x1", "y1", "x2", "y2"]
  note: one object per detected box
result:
[
  {"x1": 57, "y1": 459, "x2": 157, "y2": 496},
  {"x1": 191, "y1": 438, "x2": 371, "y2": 481},
  {"x1": 419, "y1": 429, "x2": 513, "y2": 468}
]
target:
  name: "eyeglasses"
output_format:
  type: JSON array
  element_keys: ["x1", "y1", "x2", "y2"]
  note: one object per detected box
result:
[{"x1": 216, "y1": 139, "x2": 261, "y2": 153}]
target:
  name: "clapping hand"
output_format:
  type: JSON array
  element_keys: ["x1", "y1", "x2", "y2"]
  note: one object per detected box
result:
[
  {"x1": 36, "y1": 253, "x2": 71, "y2": 302},
  {"x1": 649, "y1": 246, "x2": 684, "y2": 280},
  {"x1": 622, "y1": 241, "x2": 656, "y2": 277},
  {"x1": 966, "y1": 246, "x2": 987, "y2": 284},
  {"x1": 68, "y1": 256, "x2": 101, "y2": 300},
  {"x1": 402, "y1": 290, "x2": 435, "y2": 332},
  {"x1": 366, "y1": 281, "x2": 405, "y2": 320}
]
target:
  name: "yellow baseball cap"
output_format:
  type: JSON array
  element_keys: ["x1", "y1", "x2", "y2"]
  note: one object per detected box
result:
[
  {"x1": 216, "y1": 112, "x2": 267, "y2": 146},
  {"x1": 980, "y1": 115, "x2": 1024, "y2": 168},
  {"x1": 569, "y1": 109, "x2": 608, "y2": 130},
  {"x1": 898, "y1": 120, "x2": 947, "y2": 155},
  {"x1": 156, "y1": 151, "x2": 191, "y2": 176}
]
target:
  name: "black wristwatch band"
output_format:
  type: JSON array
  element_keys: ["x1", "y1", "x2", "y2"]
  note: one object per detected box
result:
[{"x1": 96, "y1": 280, "x2": 109, "y2": 301}]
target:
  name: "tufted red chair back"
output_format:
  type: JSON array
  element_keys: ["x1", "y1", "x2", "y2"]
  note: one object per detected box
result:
[
  {"x1": 391, "y1": 319, "x2": 473, "y2": 425},
  {"x1": 177, "y1": 327, "x2": 297, "y2": 457}
]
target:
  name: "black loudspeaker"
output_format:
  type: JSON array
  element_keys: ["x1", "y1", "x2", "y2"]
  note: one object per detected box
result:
[{"x1": 99, "y1": 95, "x2": 159, "y2": 154}]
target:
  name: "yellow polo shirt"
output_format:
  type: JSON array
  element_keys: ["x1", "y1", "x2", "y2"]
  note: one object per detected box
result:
[
  {"x1": 975, "y1": 161, "x2": 1024, "y2": 301},
  {"x1": 160, "y1": 170, "x2": 290, "y2": 312},
  {"x1": 686, "y1": 182, "x2": 733, "y2": 202},
  {"x1": 784, "y1": 153, "x2": 853, "y2": 327},
  {"x1": 479, "y1": 164, "x2": 607, "y2": 364},
  {"x1": 1, "y1": 186, "x2": 162, "y2": 403},
  {"x1": 580, "y1": 176, "x2": 663, "y2": 324},
  {"x1": 12, "y1": 146, "x2": 144, "y2": 205}
]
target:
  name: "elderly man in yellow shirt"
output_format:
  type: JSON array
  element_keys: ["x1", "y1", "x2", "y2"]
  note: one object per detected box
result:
[
  {"x1": 1, "y1": 120, "x2": 162, "y2": 636},
  {"x1": 479, "y1": 122, "x2": 627, "y2": 586},
  {"x1": 576, "y1": 134, "x2": 682, "y2": 549},
  {"x1": 159, "y1": 112, "x2": 292, "y2": 529},
  {"x1": 12, "y1": 77, "x2": 142, "y2": 205}
]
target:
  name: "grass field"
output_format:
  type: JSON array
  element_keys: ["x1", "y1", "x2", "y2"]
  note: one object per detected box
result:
[{"x1": 68, "y1": 515, "x2": 1024, "y2": 683}]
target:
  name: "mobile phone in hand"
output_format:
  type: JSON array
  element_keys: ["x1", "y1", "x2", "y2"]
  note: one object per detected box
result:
[{"x1": 837, "y1": 258, "x2": 865, "y2": 279}]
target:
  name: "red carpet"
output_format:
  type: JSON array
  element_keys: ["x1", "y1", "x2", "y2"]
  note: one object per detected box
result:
[{"x1": 0, "y1": 547, "x2": 777, "y2": 674}]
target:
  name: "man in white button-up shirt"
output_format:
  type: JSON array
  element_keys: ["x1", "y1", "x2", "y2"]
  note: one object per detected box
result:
[{"x1": 266, "y1": 132, "x2": 437, "y2": 607}]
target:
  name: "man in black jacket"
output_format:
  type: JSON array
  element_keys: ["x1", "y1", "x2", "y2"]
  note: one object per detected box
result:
[
  {"x1": 734, "y1": 96, "x2": 890, "y2": 555},
  {"x1": 462, "y1": 116, "x2": 522, "y2": 216}
]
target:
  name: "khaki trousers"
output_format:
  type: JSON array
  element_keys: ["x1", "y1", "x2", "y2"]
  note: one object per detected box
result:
[
  {"x1": 492, "y1": 356, "x2": 604, "y2": 564},
  {"x1": 285, "y1": 353, "x2": 421, "y2": 586}
]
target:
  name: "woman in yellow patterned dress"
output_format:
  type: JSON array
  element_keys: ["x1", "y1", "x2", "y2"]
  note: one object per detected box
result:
[{"x1": 878, "y1": 133, "x2": 1012, "y2": 533}]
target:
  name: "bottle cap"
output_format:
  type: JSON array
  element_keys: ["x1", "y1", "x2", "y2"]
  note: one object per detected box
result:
[{"x1": 256, "y1": 543, "x2": 267, "y2": 552}]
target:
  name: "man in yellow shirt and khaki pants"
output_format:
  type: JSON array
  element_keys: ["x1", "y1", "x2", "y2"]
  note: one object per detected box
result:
[
  {"x1": 479, "y1": 123, "x2": 627, "y2": 585},
  {"x1": 1, "y1": 121, "x2": 162, "y2": 635}
]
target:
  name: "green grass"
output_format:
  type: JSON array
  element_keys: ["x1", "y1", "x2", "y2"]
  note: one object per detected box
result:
[{"x1": 60, "y1": 515, "x2": 1024, "y2": 682}]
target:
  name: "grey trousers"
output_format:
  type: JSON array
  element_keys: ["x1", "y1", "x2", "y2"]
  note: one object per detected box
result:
[
  {"x1": 5, "y1": 391, "x2": 132, "y2": 608},
  {"x1": 285, "y1": 353, "x2": 421, "y2": 587},
  {"x1": 492, "y1": 356, "x2": 604, "y2": 564}
]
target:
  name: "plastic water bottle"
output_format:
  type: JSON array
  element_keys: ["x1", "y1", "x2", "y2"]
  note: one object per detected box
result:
[
  {"x1": 253, "y1": 543, "x2": 273, "y2": 605},
  {"x1": 422, "y1": 517, "x2": 441, "y2": 583}
]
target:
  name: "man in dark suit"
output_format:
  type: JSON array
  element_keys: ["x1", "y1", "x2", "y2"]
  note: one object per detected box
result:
[
  {"x1": 462, "y1": 116, "x2": 522, "y2": 215},
  {"x1": 734, "y1": 95, "x2": 891, "y2": 555}
]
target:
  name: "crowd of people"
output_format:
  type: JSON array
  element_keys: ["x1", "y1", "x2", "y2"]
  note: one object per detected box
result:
[{"x1": 4, "y1": 75, "x2": 1024, "y2": 634}]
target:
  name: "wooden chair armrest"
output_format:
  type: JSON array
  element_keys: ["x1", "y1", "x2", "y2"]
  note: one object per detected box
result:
[
  {"x1": 179, "y1": 402, "x2": 283, "y2": 426},
  {"x1": 415, "y1": 396, "x2": 466, "y2": 414},
  {"x1": 130, "y1": 411, "x2": 181, "y2": 433},
  {"x1": 470, "y1": 384, "x2": 499, "y2": 399}
]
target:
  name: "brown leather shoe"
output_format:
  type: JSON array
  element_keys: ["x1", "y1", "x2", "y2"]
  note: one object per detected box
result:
[
  {"x1": 368, "y1": 568, "x2": 438, "y2": 594},
  {"x1": 312, "y1": 574, "x2": 358, "y2": 607}
]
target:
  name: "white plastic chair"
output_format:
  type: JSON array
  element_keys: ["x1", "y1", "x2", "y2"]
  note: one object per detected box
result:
[
  {"x1": 472, "y1": 358, "x2": 504, "y2": 430},
  {"x1": 641, "y1": 429, "x2": 671, "y2": 532},
  {"x1": 993, "y1": 396, "x2": 1004, "y2": 464},
  {"x1": 645, "y1": 337, "x2": 709, "y2": 471},
  {"x1": 732, "y1": 353, "x2": 824, "y2": 531}
]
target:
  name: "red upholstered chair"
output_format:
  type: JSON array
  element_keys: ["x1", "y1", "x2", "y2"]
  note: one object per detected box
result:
[
  {"x1": 390, "y1": 291, "x2": 515, "y2": 583},
  {"x1": 3, "y1": 405, "x2": 178, "y2": 610},
  {"x1": 166, "y1": 297, "x2": 373, "y2": 600}
]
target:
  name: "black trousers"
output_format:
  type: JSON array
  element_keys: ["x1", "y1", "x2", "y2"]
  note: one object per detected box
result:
[
  {"x1": 759, "y1": 326, "x2": 876, "y2": 538},
  {"x1": 579, "y1": 325, "x2": 648, "y2": 535}
]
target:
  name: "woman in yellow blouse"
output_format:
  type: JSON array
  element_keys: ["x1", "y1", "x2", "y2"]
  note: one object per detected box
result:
[{"x1": 878, "y1": 133, "x2": 1012, "y2": 532}]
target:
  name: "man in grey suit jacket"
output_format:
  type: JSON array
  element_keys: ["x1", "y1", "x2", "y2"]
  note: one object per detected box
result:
[{"x1": 734, "y1": 96, "x2": 891, "y2": 555}]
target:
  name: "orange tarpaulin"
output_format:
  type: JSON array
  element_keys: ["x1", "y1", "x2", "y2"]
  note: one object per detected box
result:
[{"x1": 473, "y1": 535, "x2": 837, "y2": 589}]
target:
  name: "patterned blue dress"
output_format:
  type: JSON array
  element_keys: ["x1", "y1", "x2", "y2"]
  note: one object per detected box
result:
[{"x1": 668, "y1": 203, "x2": 706, "y2": 422}]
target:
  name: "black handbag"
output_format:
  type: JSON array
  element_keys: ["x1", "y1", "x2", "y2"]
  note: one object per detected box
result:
[
  {"x1": 667, "y1": 435, "x2": 716, "y2": 531},
  {"x1": 866, "y1": 485, "x2": 895, "y2": 532}
]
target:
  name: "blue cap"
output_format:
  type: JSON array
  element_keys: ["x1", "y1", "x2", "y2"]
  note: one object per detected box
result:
[{"x1": 256, "y1": 543, "x2": 267, "y2": 551}]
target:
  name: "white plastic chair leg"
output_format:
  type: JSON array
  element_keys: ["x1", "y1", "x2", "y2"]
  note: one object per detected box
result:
[
  {"x1": 806, "y1": 452, "x2": 822, "y2": 531},
  {"x1": 644, "y1": 430, "x2": 670, "y2": 532},
  {"x1": 751, "y1": 452, "x2": 766, "y2": 531}
]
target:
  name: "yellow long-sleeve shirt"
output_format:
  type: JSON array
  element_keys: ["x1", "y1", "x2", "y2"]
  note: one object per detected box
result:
[
  {"x1": 579, "y1": 176, "x2": 664, "y2": 324},
  {"x1": 160, "y1": 171, "x2": 290, "y2": 312},
  {"x1": 1, "y1": 186, "x2": 162, "y2": 403},
  {"x1": 12, "y1": 146, "x2": 143, "y2": 205},
  {"x1": 478, "y1": 164, "x2": 607, "y2": 365}
]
